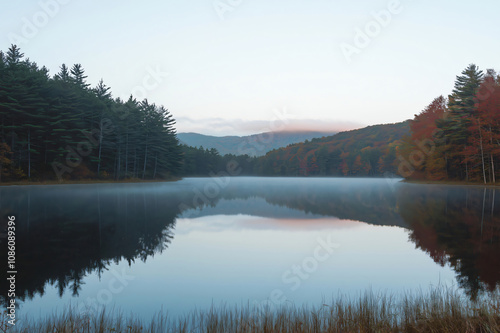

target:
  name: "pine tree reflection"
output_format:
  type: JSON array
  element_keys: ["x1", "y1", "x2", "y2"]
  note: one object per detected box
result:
[
  {"x1": 398, "y1": 185, "x2": 500, "y2": 300},
  {"x1": 0, "y1": 184, "x2": 185, "y2": 306},
  {"x1": 1, "y1": 180, "x2": 498, "y2": 307}
]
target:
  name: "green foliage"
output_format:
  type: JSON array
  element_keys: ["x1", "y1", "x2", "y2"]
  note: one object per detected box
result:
[
  {"x1": 180, "y1": 144, "x2": 256, "y2": 176},
  {"x1": 0, "y1": 45, "x2": 182, "y2": 182}
]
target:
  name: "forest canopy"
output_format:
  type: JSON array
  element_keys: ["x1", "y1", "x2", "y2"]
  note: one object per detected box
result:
[
  {"x1": 1, "y1": 46, "x2": 498, "y2": 184},
  {"x1": 400, "y1": 64, "x2": 500, "y2": 183},
  {"x1": 0, "y1": 45, "x2": 182, "y2": 182}
]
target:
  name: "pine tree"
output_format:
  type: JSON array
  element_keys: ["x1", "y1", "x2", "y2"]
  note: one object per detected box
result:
[
  {"x1": 54, "y1": 64, "x2": 71, "y2": 82},
  {"x1": 70, "y1": 64, "x2": 90, "y2": 89},
  {"x1": 443, "y1": 64, "x2": 484, "y2": 181},
  {"x1": 1, "y1": 45, "x2": 184, "y2": 181}
]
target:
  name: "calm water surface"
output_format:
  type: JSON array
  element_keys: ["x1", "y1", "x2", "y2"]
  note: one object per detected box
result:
[{"x1": 0, "y1": 177, "x2": 499, "y2": 322}]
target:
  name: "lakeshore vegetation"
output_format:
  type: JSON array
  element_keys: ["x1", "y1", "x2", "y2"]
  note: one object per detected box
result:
[
  {"x1": 0, "y1": 45, "x2": 181, "y2": 182},
  {"x1": 1, "y1": 45, "x2": 499, "y2": 183},
  {"x1": 2, "y1": 288, "x2": 499, "y2": 333},
  {"x1": 400, "y1": 65, "x2": 500, "y2": 184}
]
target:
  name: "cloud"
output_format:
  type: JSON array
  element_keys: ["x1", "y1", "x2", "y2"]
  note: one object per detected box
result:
[
  {"x1": 176, "y1": 215, "x2": 365, "y2": 235},
  {"x1": 176, "y1": 116, "x2": 365, "y2": 136}
]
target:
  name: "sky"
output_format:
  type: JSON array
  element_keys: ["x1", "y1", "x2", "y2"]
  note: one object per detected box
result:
[{"x1": 1, "y1": 0, "x2": 500, "y2": 136}]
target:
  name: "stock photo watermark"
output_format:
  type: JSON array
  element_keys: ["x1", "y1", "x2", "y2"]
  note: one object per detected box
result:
[
  {"x1": 213, "y1": 0, "x2": 244, "y2": 20},
  {"x1": 51, "y1": 120, "x2": 114, "y2": 180},
  {"x1": 340, "y1": 0, "x2": 404, "y2": 64},
  {"x1": 50, "y1": 64, "x2": 168, "y2": 180},
  {"x1": 77, "y1": 267, "x2": 135, "y2": 317},
  {"x1": 397, "y1": 134, "x2": 443, "y2": 178},
  {"x1": 253, "y1": 234, "x2": 340, "y2": 311},
  {"x1": 178, "y1": 107, "x2": 292, "y2": 217},
  {"x1": 8, "y1": 0, "x2": 72, "y2": 46},
  {"x1": 119, "y1": 66, "x2": 169, "y2": 102},
  {"x1": 5, "y1": 216, "x2": 17, "y2": 327},
  {"x1": 236, "y1": 107, "x2": 291, "y2": 156}
]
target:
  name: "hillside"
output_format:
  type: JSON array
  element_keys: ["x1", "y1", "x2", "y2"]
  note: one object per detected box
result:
[
  {"x1": 256, "y1": 121, "x2": 410, "y2": 176},
  {"x1": 177, "y1": 131, "x2": 336, "y2": 156}
]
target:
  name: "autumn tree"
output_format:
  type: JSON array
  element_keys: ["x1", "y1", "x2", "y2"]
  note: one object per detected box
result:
[
  {"x1": 475, "y1": 70, "x2": 500, "y2": 183},
  {"x1": 401, "y1": 96, "x2": 448, "y2": 180}
]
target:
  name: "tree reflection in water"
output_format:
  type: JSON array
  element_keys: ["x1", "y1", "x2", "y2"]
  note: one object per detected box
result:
[
  {"x1": 398, "y1": 185, "x2": 500, "y2": 300},
  {"x1": 0, "y1": 179, "x2": 498, "y2": 307},
  {"x1": 0, "y1": 184, "x2": 185, "y2": 306}
]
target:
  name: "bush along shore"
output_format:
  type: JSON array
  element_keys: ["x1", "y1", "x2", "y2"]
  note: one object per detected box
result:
[{"x1": 2, "y1": 288, "x2": 499, "y2": 333}]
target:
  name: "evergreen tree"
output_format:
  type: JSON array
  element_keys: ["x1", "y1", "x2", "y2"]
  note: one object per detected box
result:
[
  {"x1": 0, "y1": 45, "x2": 183, "y2": 182},
  {"x1": 54, "y1": 64, "x2": 71, "y2": 82},
  {"x1": 70, "y1": 64, "x2": 90, "y2": 89},
  {"x1": 442, "y1": 64, "x2": 484, "y2": 180}
]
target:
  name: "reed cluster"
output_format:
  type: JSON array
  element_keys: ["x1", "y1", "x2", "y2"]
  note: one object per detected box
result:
[{"x1": 3, "y1": 288, "x2": 499, "y2": 333}]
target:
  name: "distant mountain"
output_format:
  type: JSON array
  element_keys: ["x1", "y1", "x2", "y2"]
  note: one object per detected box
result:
[
  {"x1": 257, "y1": 121, "x2": 410, "y2": 176},
  {"x1": 177, "y1": 131, "x2": 336, "y2": 156}
]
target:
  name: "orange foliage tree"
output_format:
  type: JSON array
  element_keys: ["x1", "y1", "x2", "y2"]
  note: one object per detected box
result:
[{"x1": 401, "y1": 96, "x2": 448, "y2": 180}]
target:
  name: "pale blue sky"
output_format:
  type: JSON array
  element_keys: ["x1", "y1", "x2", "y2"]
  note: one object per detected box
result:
[{"x1": 1, "y1": 0, "x2": 499, "y2": 135}]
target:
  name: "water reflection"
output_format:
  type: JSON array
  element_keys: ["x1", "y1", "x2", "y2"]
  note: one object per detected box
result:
[
  {"x1": 0, "y1": 183, "x2": 183, "y2": 307},
  {"x1": 397, "y1": 184, "x2": 500, "y2": 300},
  {"x1": 0, "y1": 178, "x2": 499, "y2": 310},
  {"x1": 181, "y1": 178, "x2": 406, "y2": 227}
]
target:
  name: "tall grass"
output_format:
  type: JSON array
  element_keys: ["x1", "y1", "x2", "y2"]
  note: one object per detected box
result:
[{"x1": 3, "y1": 287, "x2": 499, "y2": 333}]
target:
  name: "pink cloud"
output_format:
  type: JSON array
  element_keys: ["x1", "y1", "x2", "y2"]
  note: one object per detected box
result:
[{"x1": 176, "y1": 116, "x2": 365, "y2": 136}]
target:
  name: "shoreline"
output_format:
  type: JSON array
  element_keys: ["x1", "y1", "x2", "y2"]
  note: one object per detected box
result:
[
  {"x1": 402, "y1": 179, "x2": 500, "y2": 188},
  {"x1": 1, "y1": 176, "x2": 499, "y2": 188},
  {"x1": 0, "y1": 178, "x2": 181, "y2": 187}
]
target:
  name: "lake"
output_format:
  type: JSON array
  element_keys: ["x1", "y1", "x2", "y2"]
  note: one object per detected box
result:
[{"x1": 0, "y1": 177, "x2": 499, "y2": 323}]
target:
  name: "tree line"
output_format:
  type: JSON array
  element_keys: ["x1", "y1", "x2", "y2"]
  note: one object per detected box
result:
[
  {"x1": 178, "y1": 121, "x2": 409, "y2": 177},
  {"x1": 400, "y1": 64, "x2": 500, "y2": 183},
  {"x1": 0, "y1": 45, "x2": 181, "y2": 182},
  {"x1": 3, "y1": 45, "x2": 496, "y2": 183},
  {"x1": 254, "y1": 122, "x2": 408, "y2": 177}
]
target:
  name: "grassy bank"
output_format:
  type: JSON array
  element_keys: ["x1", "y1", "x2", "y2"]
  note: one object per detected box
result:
[{"x1": 3, "y1": 288, "x2": 499, "y2": 333}]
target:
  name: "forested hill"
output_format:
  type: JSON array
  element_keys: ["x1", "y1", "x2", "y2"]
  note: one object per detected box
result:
[
  {"x1": 256, "y1": 121, "x2": 410, "y2": 176},
  {"x1": 178, "y1": 131, "x2": 336, "y2": 156},
  {"x1": 400, "y1": 65, "x2": 500, "y2": 184},
  {"x1": 0, "y1": 45, "x2": 182, "y2": 182}
]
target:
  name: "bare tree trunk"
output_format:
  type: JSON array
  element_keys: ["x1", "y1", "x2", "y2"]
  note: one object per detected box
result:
[
  {"x1": 133, "y1": 148, "x2": 137, "y2": 178},
  {"x1": 153, "y1": 154, "x2": 158, "y2": 179},
  {"x1": 489, "y1": 125, "x2": 496, "y2": 184},
  {"x1": 465, "y1": 159, "x2": 469, "y2": 182},
  {"x1": 478, "y1": 119, "x2": 487, "y2": 184},
  {"x1": 97, "y1": 119, "x2": 103, "y2": 176},
  {"x1": 27, "y1": 130, "x2": 31, "y2": 179},
  {"x1": 491, "y1": 154, "x2": 496, "y2": 184},
  {"x1": 44, "y1": 140, "x2": 48, "y2": 164},
  {"x1": 125, "y1": 133, "x2": 129, "y2": 178},
  {"x1": 11, "y1": 121, "x2": 15, "y2": 157},
  {"x1": 492, "y1": 189, "x2": 496, "y2": 216},
  {"x1": 445, "y1": 152, "x2": 448, "y2": 179},
  {"x1": 481, "y1": 188, "x2": 486, "y2": 235},
  {"x1": 117, "y1": 146, "x2": 121, "y2": 180},
  {"x1": 142, "y1": 138, "x2": 148, "y2": 179},
  {"x1": 113, "y1": 151, "x2": 117, "y2": 177}
]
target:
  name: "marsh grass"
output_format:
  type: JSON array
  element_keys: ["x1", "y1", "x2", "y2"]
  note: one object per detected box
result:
[{"x1": 3, "y1": 287, "x2": 499, "y2": 333}]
